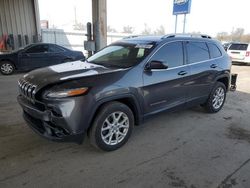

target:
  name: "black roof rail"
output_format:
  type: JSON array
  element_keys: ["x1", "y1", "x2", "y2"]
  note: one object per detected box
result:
[
  {"x1": 162, "y1": 33, "x2": 212, "y2": 39},
  {"x1": 123, "y1": 35, "x2": 139, "y2": 39}
]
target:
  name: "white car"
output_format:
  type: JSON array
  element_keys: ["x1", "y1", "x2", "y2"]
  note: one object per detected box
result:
[{"x1": 227, "y1": 43, "x2": 250, "y2": 64}]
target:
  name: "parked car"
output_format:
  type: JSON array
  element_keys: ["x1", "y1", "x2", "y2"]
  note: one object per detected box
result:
[
  {"x1": 222, "y1": 42, "x2": 232, "y2": 51},
  {"x1": 227, "y1": 42, "x2": 250, "y2": 64},
  {"x1": 17, "y1": 34, "x2": 232, "y2": 151},
  {"x1": 0, "y1": 43, "x2": 85, "y2": 75}
]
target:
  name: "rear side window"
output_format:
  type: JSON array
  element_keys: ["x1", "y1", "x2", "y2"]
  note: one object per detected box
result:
[
  {"x1": 186, "y1": 42, "x2": 209, "y2": 64},
  {"x1": 151, "y1": 41, "x2": 184, "y2": 68},
  {"x1": 207, "y1": 43, "x2": 222, "y2": 58},
  {"x1": 229, "y1": 44, "x2": 248, "y2": 51},
  {"x1": 49, "y1": 45, "x2": 65, "y2": 53},
  {"x1": 26, "y1": 45, "x2": 49, "y2": 53}
]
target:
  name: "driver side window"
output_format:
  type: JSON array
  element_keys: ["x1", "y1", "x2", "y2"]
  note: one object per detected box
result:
[{"x1": 151, "y1": 42, "x2": 184, "y2": 68}]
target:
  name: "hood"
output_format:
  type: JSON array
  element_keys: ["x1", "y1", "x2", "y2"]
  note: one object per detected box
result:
[{"x1": 22, "y1": 60, "x2": 124, "y2": 90}]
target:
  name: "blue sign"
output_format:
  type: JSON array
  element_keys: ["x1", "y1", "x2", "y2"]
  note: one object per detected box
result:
[{"x1": 173, "y1": 0, "x2": 192, "y2": 15}]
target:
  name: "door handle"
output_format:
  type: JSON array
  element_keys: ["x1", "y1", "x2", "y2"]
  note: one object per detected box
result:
[
  {"x1": 178, "y1": 71, "x2": 187, "y2": 76},
  {"x1": 210, "y1": 64, "x2": 217, "y2": 68}
]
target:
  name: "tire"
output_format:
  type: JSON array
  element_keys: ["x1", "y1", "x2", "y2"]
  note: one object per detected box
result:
[
  {"x1": 204, "y1": 82, "x2": 226, "y2": 113},
  {"x1": 0, "y1": 61, "x2": 15, "y2": 75},
  {"x1": 89, "y1": 102, "x2": 134, "y2": 151}
]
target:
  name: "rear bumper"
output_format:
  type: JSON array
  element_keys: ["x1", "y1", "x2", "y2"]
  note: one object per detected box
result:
[
  {"x1": 231, "y1": 58, "x2": 250, "y2": 63},
  {"x1": 17, "y1": 95, "x2": 85, "y2": 143}
]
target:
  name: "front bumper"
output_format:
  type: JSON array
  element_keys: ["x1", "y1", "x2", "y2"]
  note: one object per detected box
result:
[{"x1": 17, "y1": 95, "x2": 85, "y2": 143}]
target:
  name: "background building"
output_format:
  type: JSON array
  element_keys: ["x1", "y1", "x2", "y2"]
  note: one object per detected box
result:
[{"x1": 0, "y1": 0, "x2": 41, "y2": 51}]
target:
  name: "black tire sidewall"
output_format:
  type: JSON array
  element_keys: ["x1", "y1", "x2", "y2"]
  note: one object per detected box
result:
[
  {"x1": 90, "y1": 102, "x2": 134, "y2": 151},
  {"x1": 0, "y1": 61, "x2": 14, "y2": 75},
  {"x1": 206, "y1": 82, "x2": 226, "y2": 113}
]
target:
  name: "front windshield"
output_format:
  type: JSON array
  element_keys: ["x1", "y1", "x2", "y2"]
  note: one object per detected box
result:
[{"x1": 87, "y1": 42, "x2": 155, "y2": 68}]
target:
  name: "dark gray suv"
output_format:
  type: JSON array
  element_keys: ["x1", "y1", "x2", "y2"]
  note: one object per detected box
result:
[{"x1": 18, "y1": 34, "x2": 232, "y2": 151}]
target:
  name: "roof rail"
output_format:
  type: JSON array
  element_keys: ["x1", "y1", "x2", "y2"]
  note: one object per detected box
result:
[
  {"x1": 162, "y1": 33, "x2": 212, "y2": 39},
  {"x1": 123, "y1": 35, "x2": 139, "y2": 39}
]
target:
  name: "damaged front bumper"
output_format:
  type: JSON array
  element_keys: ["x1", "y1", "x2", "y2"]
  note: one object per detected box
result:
[{"x1": 17, "y1": 95, "x2": 85, "y2": 144}]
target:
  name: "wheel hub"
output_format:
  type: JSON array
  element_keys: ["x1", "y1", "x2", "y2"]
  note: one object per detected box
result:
[
  {"x1": 1, "y1": 63, "x2": 13, "y2": 74},
  {"x1": 212, "y1": 87, "x2": 225, "y2": 110},
  {"x1": 101, "y1": 111, "x2": 129, "y2": 146}
]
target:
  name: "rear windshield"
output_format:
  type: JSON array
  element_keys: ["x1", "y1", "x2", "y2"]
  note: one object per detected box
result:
[{"x1": 229, "y1": 43, "x2": 248, "y2": 51}]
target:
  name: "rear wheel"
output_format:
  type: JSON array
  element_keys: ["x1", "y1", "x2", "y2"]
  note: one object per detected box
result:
[
  {"x1": 204, "y1": 82, "x2": 226, "y2": 113},
  {"x1": 89, "y1": 102, "x2": 134, "y2": 151},
  {"x1": 0, "y1": 61, "x2": 15, "y2": 75}
]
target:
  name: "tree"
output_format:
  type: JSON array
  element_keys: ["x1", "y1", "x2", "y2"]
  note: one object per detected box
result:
[
  {"x1": 107, "y1": 25, "x2": 117, "y2": 33},
  {"x1": 216, "y1": 29, "x2": 250, "y2": 43},
  {"x1": 122, "y1": 25, "x2": 134, "y2": 34},
  {"x1": 141, "y1": 24, "x2": 152, "y2": 35},
  {"x1": 216, "y1": 32, "x2": 230, "y2": 41},
  {"x1": 73, "y1": 22, "x2": 86, "y2": 31},
  {"x1": 242, "y1": 34, "x2": 250, "y2": 43},
  {"x1": 231, "y1": 28, "x2": 244, "y2": 42},
  {"x1": 154, "y1": 25, "x2": 165, "y2": 35}
]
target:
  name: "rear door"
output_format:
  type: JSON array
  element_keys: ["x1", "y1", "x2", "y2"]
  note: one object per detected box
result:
[
  {"x1": 185, "y1": 41, "x2": 222, "y2": 104},
  {"x1": 227, "y1": 43, "x2": 248, "y2": 61},
  {"x1": 48, "y1": 44, "x2": 68, "y2": 65},
  {"x1": 142, "y1": 41, "x2": 191, "y2": 115}
]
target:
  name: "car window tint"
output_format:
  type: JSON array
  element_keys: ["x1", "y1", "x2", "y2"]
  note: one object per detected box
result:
[
  {"x1": 151, "y1": 42, "x2": 183, "y2": 68},
  {"x1": 229, "y1": 43, "x2": 248, "y2": 51},
  {"x1": 49, "y1": 45, "x2": 64, "y2": 52},
  {"x1": 186, "y1": 42, "x2": 209, "y2": 64},
  {"x1": 26, "y1": 45, "x2": 49, "y2": 53},
  {"x1": 207, "y1": 43, "x2": 222, "y2": 58},
  {"x1": 97, "y1": 46, "x2": 130, "y2": 61}
]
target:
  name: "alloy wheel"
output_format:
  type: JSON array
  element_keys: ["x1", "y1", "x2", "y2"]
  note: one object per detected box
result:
[
  {"x1": 1, "y1": 63, "x2": 14, "y2": 74},
  {"x1": 212, "y1": 87, "x2": 225, "y2": 110},
  {"x1": 101, "y1": 111, "x2": 129, "y2": 146}
]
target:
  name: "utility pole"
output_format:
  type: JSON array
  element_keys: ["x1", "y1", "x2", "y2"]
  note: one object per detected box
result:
[
  {"x1": 183, "y1": 14, "x2": 187, "y2": 33},
  {"x1": 92, "y1": 0, "x2": 107, "y2": 51},
  {"x1": 175, "y1": 15, "x2": 178, "y2": 33}
]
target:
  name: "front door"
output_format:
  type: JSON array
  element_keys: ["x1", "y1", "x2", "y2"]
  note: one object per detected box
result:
[
  {"x1": 20, "y1": 44, "x2": 49, "y2": 70},
  {"x1": 142, "y1": 41, "x2": 191, "y2": 115}
]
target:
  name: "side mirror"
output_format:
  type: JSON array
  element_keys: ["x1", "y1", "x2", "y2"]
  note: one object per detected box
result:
[
  {"x1": 146, "y1": 60, "x2": 168, "y2": 71},
  {"x1": 80, "y1": 55, "x2": 86, "y2": 62}
]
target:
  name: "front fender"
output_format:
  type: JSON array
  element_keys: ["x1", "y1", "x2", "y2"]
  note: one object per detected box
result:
[{"x1": 87, "y1": 93, "x2": 143, "y2": 130}]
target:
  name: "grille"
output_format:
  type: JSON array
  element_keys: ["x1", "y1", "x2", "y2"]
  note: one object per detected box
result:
[{"x1": 18, "y1": 79, "x2": 37, "y2": 102}]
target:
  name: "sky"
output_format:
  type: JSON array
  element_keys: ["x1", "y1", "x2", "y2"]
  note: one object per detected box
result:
[{"x1": 38, "y1": 0, "x2": 250, "y2": 37}]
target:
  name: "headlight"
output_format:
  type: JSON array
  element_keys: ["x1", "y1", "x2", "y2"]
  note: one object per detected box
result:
[{"x1": 46, "y1": 87, "x2": 88, "y2": 98}]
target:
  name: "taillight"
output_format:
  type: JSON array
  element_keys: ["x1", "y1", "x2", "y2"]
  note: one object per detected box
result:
[{"x1": 246, "y1": 51, "x2": 250, "y2": 57}]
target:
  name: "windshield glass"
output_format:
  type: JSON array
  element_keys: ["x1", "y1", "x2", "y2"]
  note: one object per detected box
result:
[{"x1": 87, "y1": 42, "x2": 155, "y2": 68}]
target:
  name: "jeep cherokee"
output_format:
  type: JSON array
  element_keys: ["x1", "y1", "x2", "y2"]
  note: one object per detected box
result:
[{"x1": 17, "y1": 34, "x2": 232, "y2": 151}]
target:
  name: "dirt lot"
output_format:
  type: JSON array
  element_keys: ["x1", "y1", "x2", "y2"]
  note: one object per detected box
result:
[{"x1": 0, "y1": 65, "x2": 250, "y2": 188}]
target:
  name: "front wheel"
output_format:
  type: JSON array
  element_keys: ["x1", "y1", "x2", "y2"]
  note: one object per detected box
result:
[
  {"x1": 89, "y1": 102, "x2": 134, "y2": 151},
  {"x1": 204, "y1": 82, "x2": 226, "y2": 113},
  {"x1": 0, "y1": 61, "x2": 15, "y2": 75}
]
